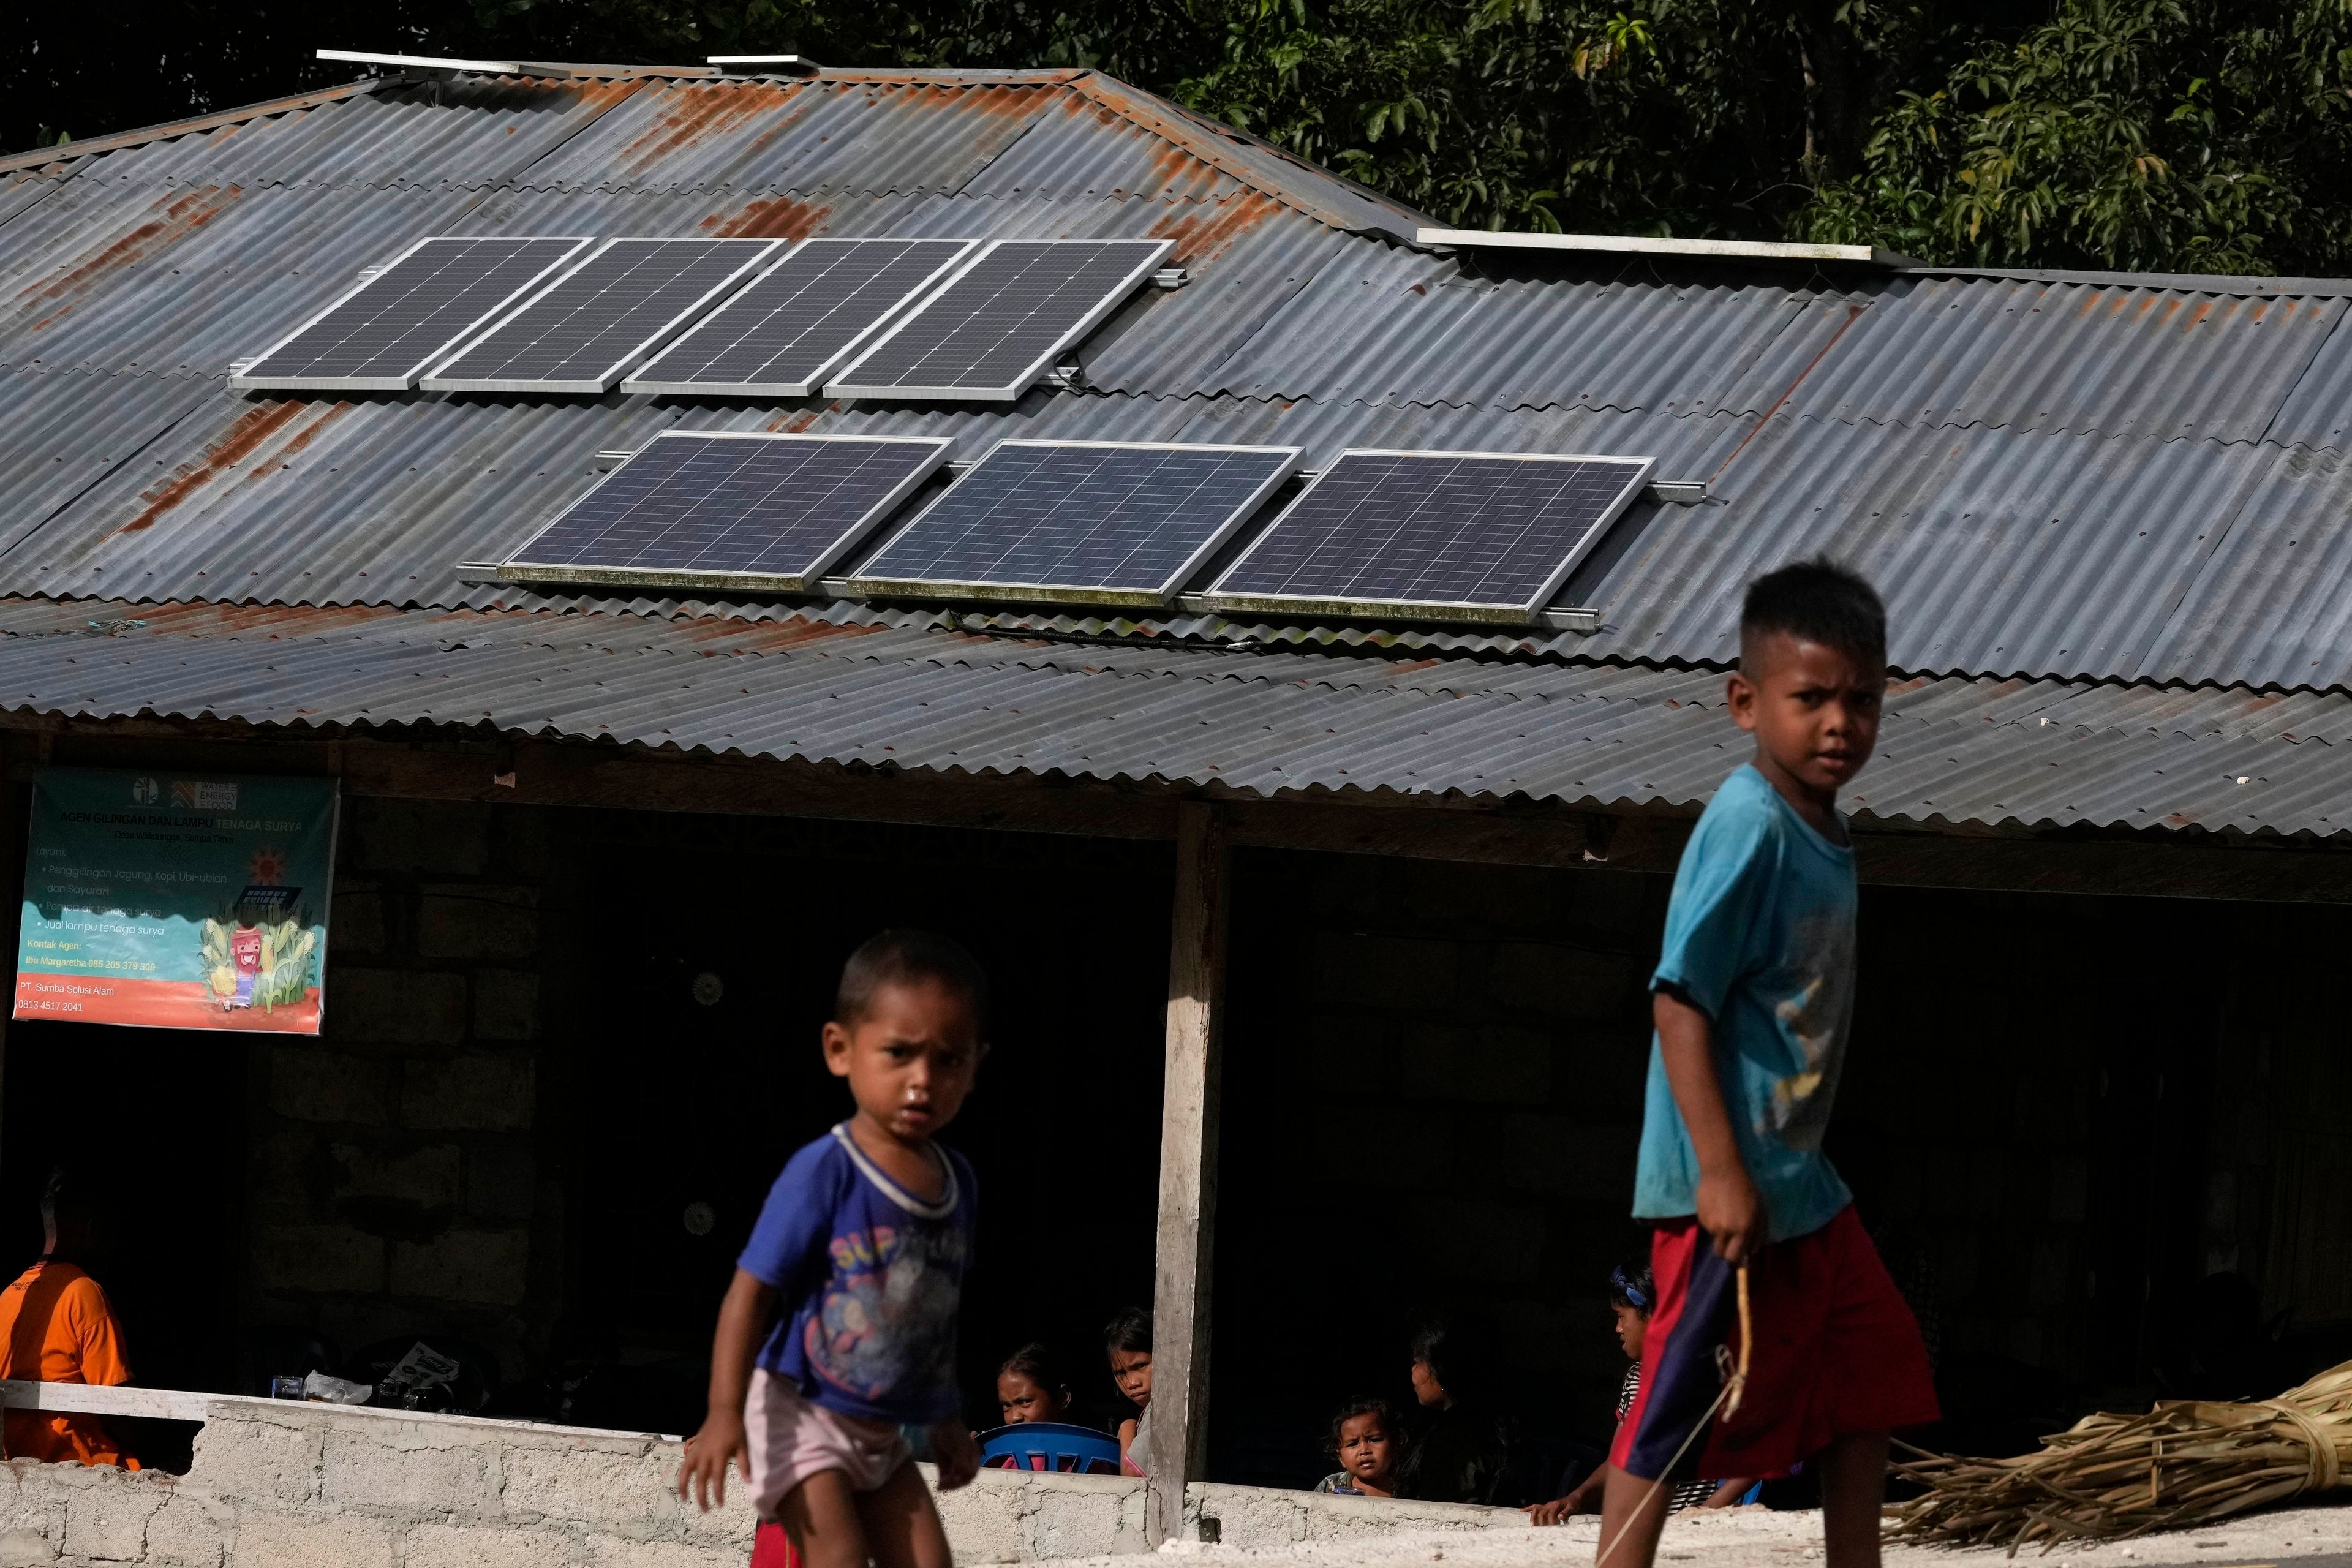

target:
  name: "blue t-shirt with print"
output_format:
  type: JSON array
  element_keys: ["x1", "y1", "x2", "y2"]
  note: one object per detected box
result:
[
  {"x1": 1634, "y1": 763, "x2": 1856, "y2": 1243},
  {"x1": 737, "y1": 1123, "x2": 976, "y2": 1425}
]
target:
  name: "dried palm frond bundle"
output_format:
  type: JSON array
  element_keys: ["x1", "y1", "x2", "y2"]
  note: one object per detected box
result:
[{"x1": 1888, "y1": 1360, "x2": 2352, "y2": 1553}]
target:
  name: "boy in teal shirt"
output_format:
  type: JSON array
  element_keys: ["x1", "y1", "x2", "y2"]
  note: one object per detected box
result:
[{"x1": 1601, "y1": 562, "x2": 1936, "y2": 1568}]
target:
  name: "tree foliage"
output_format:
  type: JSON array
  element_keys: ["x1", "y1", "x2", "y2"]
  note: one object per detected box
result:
[{"x1": 9, "y1": 0, "x2": 2352, "y2": 274}]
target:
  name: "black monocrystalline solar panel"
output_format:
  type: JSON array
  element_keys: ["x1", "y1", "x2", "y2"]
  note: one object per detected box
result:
[
  {"x1": 826, "y1": 239, "x2": 1172, "y2": 401},
  {"x1": 851, "y1": 441, "x2": 1302, "y2": 607},
  {"x1": 420, "y1": 238, "x2": 778, "y2": 393},
  {"x1": 497, "y1": 432, "x2": 952, "y2": 593},
  {"x1": 623, "y1": 238, "x2": 976, "y2": 396},
  {"x1": 1202, "y1": 450, "x2": 1656, "y2": 625},
  {"x1": 232, "y1": 236, "x2": 590, "y2": 391}
]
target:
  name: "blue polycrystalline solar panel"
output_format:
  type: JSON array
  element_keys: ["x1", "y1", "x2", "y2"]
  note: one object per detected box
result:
[
  {"x1": 826, "y1": 239, "x2": 1172, "y2": 401},
  {"x1": 232, "y1": 236, "x2": 592, "y2": 391},
  {"x1": 496, "y1": 433, "x2": 952, "y2": 593},
  {"x1": 420, "y1": 238, "x2": 779, "y2": 393},
  {"x1": 850, "y1": 441, "x2": 1303, "y2": 608},
  {"x1": 623, "y1": 239, "x2": 977, "y2": 397},
  {"x1": 1202, "y1": 450, "x2": 1656, "y2": 625}
]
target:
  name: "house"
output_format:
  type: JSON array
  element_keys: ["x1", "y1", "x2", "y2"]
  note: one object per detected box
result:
[{"x1": 0, "y1": 53, "x2": 2349, "y2": 1562}]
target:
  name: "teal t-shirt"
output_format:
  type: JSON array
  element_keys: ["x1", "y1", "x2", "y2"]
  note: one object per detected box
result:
[{"x1": 1634, "y1": 763, "x2": 1856, "y2": 1243}]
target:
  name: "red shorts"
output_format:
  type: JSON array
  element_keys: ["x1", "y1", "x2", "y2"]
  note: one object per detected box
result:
[{"x1": 1610, "y1": 1205, "x2": 1938, "y2": 1481}]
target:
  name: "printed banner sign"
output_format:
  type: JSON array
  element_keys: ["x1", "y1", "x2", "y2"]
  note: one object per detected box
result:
[{"x1": 15, "y1": 768, "x2": 337, "y2": 1033}]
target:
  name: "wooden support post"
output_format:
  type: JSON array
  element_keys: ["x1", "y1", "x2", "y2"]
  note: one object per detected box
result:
[{"x1": 1145, "y1": 801, "x2": 1229, "y2": 1545}]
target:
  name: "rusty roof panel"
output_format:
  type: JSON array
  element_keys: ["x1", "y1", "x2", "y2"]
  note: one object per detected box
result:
[
  {"x1": 5, "y1": 64, "x2": 2352, "y2": 709},
  {"x1": 61, "y1": 77, "x2": 650, "y2": 192},
  {"x1": 1776, "y1": 277, "x2": 2345, "y2": 443},
  {"x1": 1576, "y1": 414, "x2": 2275, "y2": 679},
  {"x1": 511, "y1": 80, "x2": 1058, "y2": 195},
  {"x1": 0, "y1": 595, "x2": 2345, "y2": 840}
]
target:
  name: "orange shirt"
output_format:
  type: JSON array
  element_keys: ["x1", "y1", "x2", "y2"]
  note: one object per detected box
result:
[{"x1": 0, "y1": 1260, "x2": 135, "y2": 1466}]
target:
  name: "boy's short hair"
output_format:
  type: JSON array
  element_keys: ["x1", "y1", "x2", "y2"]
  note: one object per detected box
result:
[
  {"x1": 1102, "y1": 1306, "x2": 1152, "y2": 1356},
  {"x1": 1740, "y1": 558, "x2": 1887, "y2": 671},
  {"x1": 835, "y1": 929, "x2": 989, "y2": 1031},
  {"x1": 1324, "y1": 1395, "x2": 1403, "y2": 1457}
]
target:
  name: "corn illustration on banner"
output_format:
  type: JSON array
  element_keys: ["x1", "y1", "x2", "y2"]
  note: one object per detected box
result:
[{"x1": 13, "y1": 768, "x2": 337, "y2": 1033}]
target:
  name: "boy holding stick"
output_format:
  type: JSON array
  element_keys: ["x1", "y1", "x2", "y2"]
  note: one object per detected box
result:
[{"x1": 1599, "y1": 562, "x2": 1937, "y2": 1568}]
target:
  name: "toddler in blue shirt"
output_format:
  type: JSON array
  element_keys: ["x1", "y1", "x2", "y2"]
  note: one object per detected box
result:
[{"x1": 678, "y1": 930, "x2": 987, "y2": 1568}]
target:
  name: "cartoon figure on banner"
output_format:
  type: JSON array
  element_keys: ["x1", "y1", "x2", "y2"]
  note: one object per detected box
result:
[{"x1": 199, "y1": 845, "x2": 318, "y2": 1014}]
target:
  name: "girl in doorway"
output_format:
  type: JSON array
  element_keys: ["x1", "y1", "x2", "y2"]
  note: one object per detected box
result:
[{"x1": 1104, "y1": 1307, "x2": 1153, "y2": 1474}]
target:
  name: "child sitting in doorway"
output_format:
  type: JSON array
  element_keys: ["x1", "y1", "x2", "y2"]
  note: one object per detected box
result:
[
  {"x1": 1314, "y1": 1396, "x2": 1406, "y2": 1497},
  {"x1": 1104, "y1": 1307, "x2": 1153, "y2": 1474},
  {"x1": 1524, "y1": 1263, "x2": 1756, "y2": 1523},
  {"x1": 996, "y1": 1343, "x2": 1079, "y2": 1427},
  {"x1": 675, "y1": 930, "x2": 988, "y2": 1568}
]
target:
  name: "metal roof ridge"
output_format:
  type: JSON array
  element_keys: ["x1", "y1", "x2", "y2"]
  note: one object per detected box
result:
[
  {"x1": 1891, "y1": 262, "x2": 2352, "y2": 298},
  {"x1": 0, "y1": 75, "x2": 410, "y2": 178},
  {"x1": 1062, "y1": 72, "x2": 1436, "y2": 244}
]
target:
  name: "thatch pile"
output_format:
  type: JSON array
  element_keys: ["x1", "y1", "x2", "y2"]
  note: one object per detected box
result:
[{"x1": 1888, "y1": 1361, "x2": 2352, "y2": 1551}]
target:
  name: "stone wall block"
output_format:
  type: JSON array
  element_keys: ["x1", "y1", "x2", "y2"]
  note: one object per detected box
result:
[
  {"x1": 0, "y1": 1526, "x2": 51, "y2": 1568},
  {"x1": 473, "y1": 970, "x2": 541, "y2": 1042},
  {"x1": 933, "y1": 1472, "x2": 1030, "y2": 1563},
  {"x1": 331, "y1": 881, "x2": 388, "y2": 956},
  {"x1": 265, "y1": 1047, "x2": 391, "y2": 1125},
  {"x1": 1311, "y1": 933, "x2": 1457, "y2": 1011},
  {"x1": 1487, "y1": 944, "x2": 1641, "y2": 1022},
  {"x1": 249, "y1": 1224, "x2": 386, "y2": 1296},
  {"x1": 331, "y1": 969, "x2": 469, "y2": 1047},
  {"x1": 330, "y1": 1142, "x2": 461, "y2": 1209},
  {"x1": 390, "y1": 1227, "x2": 531, "y2": 1306},
  {"x1": 464, "y1": 1140, "x2": 540, "y2": 1225},
  {"x1": 407, "y1": 1522, "x2": 584, "y2": 1568},
  {"x1": 418, "y1": 886, "x2": 541, "y2": 963},
  {"x1": 402, "y1": 1056, "x2": 535, "y2": 1132},
  {"x1": 350, "y1": 799, "x2": 489, "y2": 876},
  {"x1": 585, "y1": 1536, "x2": 736, "y2": 1568},
  {"x1": 189, "y1": 1415, "x2": 325, "y2": 1504},
  {"x1": 229, "y1": 1509, "x2": 401, "y2": 1568},
  {"x1": 499, "y1": 1443, "x2": 675, "y2": 1536},
  {"x1": 59, "y1": 1476, "x2": 160, "y2": 1562},
  {"x1": 143, "y1": 1496, "x2": 228, "y2": 1568},
  {"x1": 319, "y1": 1425, "x2": 496, "y2": 1515}
]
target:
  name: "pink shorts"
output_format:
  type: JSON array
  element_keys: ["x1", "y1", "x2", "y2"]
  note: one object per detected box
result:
[{"x1": 747, "y1": 1368, "x2": 913, "y2": 1515}]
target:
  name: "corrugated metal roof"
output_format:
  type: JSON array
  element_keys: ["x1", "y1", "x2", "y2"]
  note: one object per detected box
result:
[
  {"x1": 0, "y1": 595, "x2": 2343, "y2": 841},
  {"x1": 5, "y1": 60, "x2": 2352, "y2": 837}
]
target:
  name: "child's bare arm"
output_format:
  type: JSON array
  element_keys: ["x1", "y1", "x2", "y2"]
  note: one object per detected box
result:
[
  {"x1": 677, "y1": 1268, "x2": 777, "y2": 1510},
  {"x1": 1654, "y1": 988, "x2": 1765, "y2": 1264}
]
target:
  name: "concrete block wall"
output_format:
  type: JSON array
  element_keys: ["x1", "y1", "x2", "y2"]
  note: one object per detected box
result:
[
  {"x1": 247, "y1": 797, "x2": 557, "y2": 1384},
  {"x1": 0, "y1": 1401, "x2": 1526, "y2": 1566}
]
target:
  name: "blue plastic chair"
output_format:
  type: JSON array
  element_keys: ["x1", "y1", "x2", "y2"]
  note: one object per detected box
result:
[{"x1": 976, "y1": 1422, "x2": 1124, "y2": 1476}]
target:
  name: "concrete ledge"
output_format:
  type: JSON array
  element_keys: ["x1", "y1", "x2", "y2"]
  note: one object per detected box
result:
[{"x1": 0, "y1": 1388, "x2": 1534, "y2": 1565}]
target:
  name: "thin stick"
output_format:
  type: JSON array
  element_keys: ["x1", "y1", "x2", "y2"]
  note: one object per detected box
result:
[{"x1": 1597, "y1": 1264, "x2": 1753, "y2": 1568}]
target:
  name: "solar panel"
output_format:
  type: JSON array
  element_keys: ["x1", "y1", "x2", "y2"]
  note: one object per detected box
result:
[
  {"x1": 496, "y1": 432, "x2": 952, "y2": 594},
  {"x1": 419, "y1": 238, "x2": 779, "y2": 393},
  {"x1": 850, "y1": 440, "x2": 1303, "y2": 608},
  {"x1": 623, "y1": 239, "x2": 977, "y2": 397},
  {"x1": 826, "y1": 239, "x2": 1173, "y2": 401},
  {"x1": 1201, "y1": 450, "x2": 1656, "y2": 625},
  {"x1": 232, "y1": 236, "x2": 591, "y2": 391}
]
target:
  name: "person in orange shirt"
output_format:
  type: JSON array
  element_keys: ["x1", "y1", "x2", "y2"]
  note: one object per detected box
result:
[{"x1": 0, "y1": 1167, "x2": 136, "y2": 1467}]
